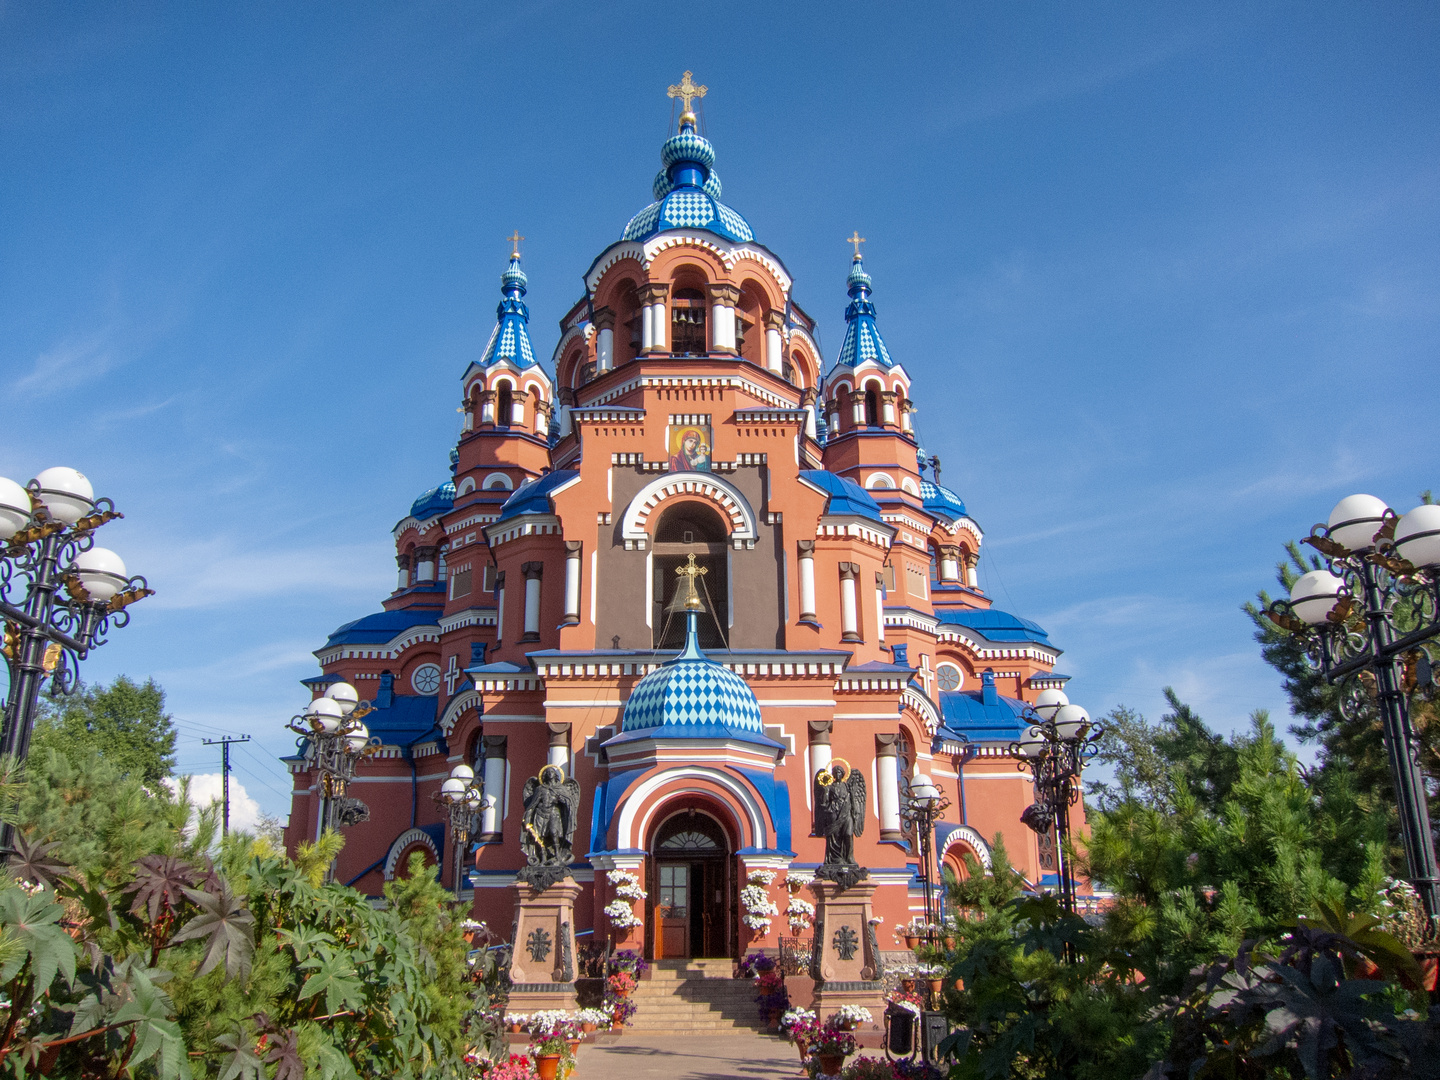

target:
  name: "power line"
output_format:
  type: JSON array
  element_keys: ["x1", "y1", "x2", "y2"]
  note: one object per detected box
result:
[{"x1": 201, "y1": 736, "x2": 251, "y2": 837}]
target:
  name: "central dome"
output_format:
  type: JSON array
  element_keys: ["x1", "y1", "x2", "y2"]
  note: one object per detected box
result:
[{"x1": 621, "y1": 118, "x2": 755, "y2": 245}]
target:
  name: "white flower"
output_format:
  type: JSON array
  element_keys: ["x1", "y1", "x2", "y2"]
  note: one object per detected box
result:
[
  {"x1": 833, "y1": 1004, "x2": 872, "y2": 1024},
  {"x1": 603, "y1": 900, "x2": 642, "y2": 928},
  {"x1": 746, "y1": 868, "x2": 778, "y2": 886},
  {"x1": 576, "y1": 1008, "x2": 609, "y2": 1025}
]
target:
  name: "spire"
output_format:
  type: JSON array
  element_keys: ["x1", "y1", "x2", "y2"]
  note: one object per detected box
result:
[
  {"x1": 834, "y1": 243, "x2": 893, "y2": 370},
  {"x1": 479, "y1": 246, "x2": 537, "y2": 369}
]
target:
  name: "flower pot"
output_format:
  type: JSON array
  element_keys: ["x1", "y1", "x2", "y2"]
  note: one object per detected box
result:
[
  {"x1": 927, "y1": 978, "x2": 944, "y2": 994},
  {"x1": 944, "y1": 936, "x2": 956, "y2": 949},
  {"x1": 609, "y1": 1019, "x2": 623, "y2": 1031},
  {"x1": 817, "y1": 1053, "x2": 846, "y2": 1076},
  {"x1": 795, "y1": 1037, "x2": 809, "y2": 1062},
  {"x1": 580, "y1": 1022, "x2": 597, "y2": 1034},
  {"x1": 535, "y1": 1053, "x2": 563, "y2": 1080},
  {"x1": 566, "y1": 1038, "x2": 581, "y2": 1057},
  {"x1": 839, "y1": 1019, "x2": 859, "y2": 1032},
  {"x1": 904, "y1": 935, "x2": 919, "y2": 950},
  {"x1": 900, "y1": 977, "x2": 915, "y2": 993},
  {"x1": 509, "y1": 1023, "x2": 523, "y2": 1033},
  {"x1": 611, "y1": 986, "x2": 631, "y2": 999}
]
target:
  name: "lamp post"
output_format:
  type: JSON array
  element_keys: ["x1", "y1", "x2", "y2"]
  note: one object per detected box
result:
[
  {"x1": 1011, "y1": 690, "x2": 1102, "y2": 916},
  {"x1": 900, "y1": 772, "x2": 951, "y2": 935},
  {"x1": 287, "y1": 681, "x2": 375, "y2": 881},
  {"x1": 1262, "y1": 493, "x2": 1440, "y2": 925},
  {"x1": 0, "y1": 467, "x2": 151, "y2": 856},
  {"x1": 433, "y1": 764, "x2": 482, "y2": 900}
]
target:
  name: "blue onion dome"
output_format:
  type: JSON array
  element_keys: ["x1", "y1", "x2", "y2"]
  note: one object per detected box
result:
[
  {"x1": 411, "y1": 480, "x2": 455, "y2": 521},
  {"x1": 916, "y1": 446, "x2": 929, "y2": 471},
  {"x1": 622, "y1": 115, "x2": 753, "y2": 245},
  {"x1": 619, "y1": 605, "x2": 765, "y2": 739},
  {"x1": 479, "y1": 252, "x2": 538, "y2": 368},
  {"x1": 921, "y1": 480, "x2": 967, "y2": 523},
  {"x1": 834, "y1": 252, "x2": 893, "y2": 369}
]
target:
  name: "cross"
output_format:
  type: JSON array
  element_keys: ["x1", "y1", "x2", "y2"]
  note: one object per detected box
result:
[
  {"x1": 667, "y1": 70, "x2": 708, "y2": 113},
  {"x1": 918, "y1": 653, "x2": 934, "y2": 699},
  {"x1": 443, "y1": 654, "x2": 462, "y2": 697},
  {"x1": 847, "y1": 231, "x2": 866, "y2": 258},
  {"x1": 676, "y1": 552, "x2": 708, "y2": 609},
  {"x1": 507, "y1": 231, "x2": 524, "y2": 258}
]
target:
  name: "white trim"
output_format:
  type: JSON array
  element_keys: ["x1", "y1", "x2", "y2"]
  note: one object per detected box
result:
[
  {"x1": 620, "y1": 472, "x2": 758, "y2": 546},
  {"x1": 439, "y1": 689, "x2": 482, "y2": 736},
  {"x1": 865, "y1": 472, "x2": 897, "y2": 491},
  {"x1": 616, "y1": 767, "x2": 767, "y2": 851},
  {"x1": 384, "y1": 828, "x2": 441, "y2": 880},
  {"x1": 939, "y1": 826, "x2": 993, "y2": 871},
  {"x1": 902, "y1": 687, "x2": 941, "y2": 737},
  {"x1": 482, "y1": 472, "x2": 514, "y2": 491}
]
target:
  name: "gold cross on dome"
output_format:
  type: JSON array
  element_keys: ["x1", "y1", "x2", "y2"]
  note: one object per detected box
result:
[
  {"x1": 667, "y1": 71, "x2": 708, "y2": 113},
  {"x1": 507, "y1": 231, "x2": 525, "y2": 257},
  {"x1": 676, "y1": 552, "x2": 708, "y2": 609},
  {"x1": 847, "y1": 231, "x2": 866, "y2": 258}
]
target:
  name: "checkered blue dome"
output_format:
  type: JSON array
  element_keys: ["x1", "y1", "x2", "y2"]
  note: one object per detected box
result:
[
  {"x1": 833, "y1": 253, "x2": 893, "y2": 370},
  {"x1": 620, "y1": 612, "x2": 764, "y2": 736},
  {"x1": 622, "y1": 118, "x2": 754, "y2": 245},
  {"x1": 479, "y1": 254, "x2": 539, "y2": 369}
]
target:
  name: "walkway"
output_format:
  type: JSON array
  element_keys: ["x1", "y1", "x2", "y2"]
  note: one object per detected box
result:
[{"x1": 577, "y1": 1032, "x2": 804, "y2": 1080}]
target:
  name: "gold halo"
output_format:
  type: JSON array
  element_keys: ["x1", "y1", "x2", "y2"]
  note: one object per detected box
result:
[
  {"x1": 816, "y1": 771, "x2": 834, "y2": 787},
  {"x1": 829, "y1": 758, "x2": 851, "y2": 781},
  {"x1": 538, "y1": 764, "x2": 564, "y2": 784}
]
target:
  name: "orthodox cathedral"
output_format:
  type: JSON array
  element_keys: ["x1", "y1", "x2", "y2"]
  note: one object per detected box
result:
[{"x1": 283, "y1": 76, "x2": 1076, "y2": 960}]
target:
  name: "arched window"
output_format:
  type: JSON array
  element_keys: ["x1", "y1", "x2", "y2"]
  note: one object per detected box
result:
[
  {"x1": 671, "y1": 288, "x2": 707, "y2": 356},
  {"x1": 864, "y1": 386, "x2": 880, "y2": 427},
  {"x1": 651, "y1": 502, "x2": 729, "y2": 649},
  {"x1": 496, "y1": 384, "x2": 513, "y2": 428}
]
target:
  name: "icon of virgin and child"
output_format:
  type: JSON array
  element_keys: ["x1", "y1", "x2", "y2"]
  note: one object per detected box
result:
[{"x1": 667, "y1": 426, "x2": 712, "y2": 472}]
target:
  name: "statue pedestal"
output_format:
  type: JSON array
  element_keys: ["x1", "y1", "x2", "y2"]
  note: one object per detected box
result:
[
  {"x1": 507, "y1": 876, "x2": 581, "y2": 1013},
  {"x1": 809, "y1": 879, "x2": 886, "y2": 1025}
]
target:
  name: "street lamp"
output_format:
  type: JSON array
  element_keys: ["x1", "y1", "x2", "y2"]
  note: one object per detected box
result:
[
  {"x1": 288, "y1": 681, "x2": 376, "y2": 879},
  {"x1": 1263, "y1": 493, "x2": 1440, "y2": 925},
  {"x1": 433, "y1": 763, "x2": 482, "y2": 900},
  {"x1": 0, "y1": 467, "x2": 151, "y2": 855},
  {"x1": 1011, "y1": 689, "x2": 1103, "y2": 915},
  {"x1": 900, "y1": 771, "x2": 951, "y2": 935}
]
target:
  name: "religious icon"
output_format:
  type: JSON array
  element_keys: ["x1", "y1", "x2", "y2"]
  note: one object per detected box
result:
[{"x1": 667, "y1": 425, "x2": 712, "y2": 473}]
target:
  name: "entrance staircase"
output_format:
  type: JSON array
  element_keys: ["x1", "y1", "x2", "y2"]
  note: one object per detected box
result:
[{"x1": 625, "y1": 959, "x2": 767, "y2": 1033}]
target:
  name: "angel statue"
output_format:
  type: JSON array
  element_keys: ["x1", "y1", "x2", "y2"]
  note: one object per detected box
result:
[
  {"x1": 517, "y1": 764, "x2": 581, "y2": 888},
  {"x1": 814, "y1": 758, "x2": 868, "y2": 888}
]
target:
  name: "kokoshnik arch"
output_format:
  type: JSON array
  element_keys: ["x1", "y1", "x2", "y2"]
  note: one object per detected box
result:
[{"x1": 282, "y1": 76, "x2": 1089, "y2": 958}]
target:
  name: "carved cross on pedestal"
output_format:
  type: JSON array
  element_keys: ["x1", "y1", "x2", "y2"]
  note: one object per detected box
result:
[{"x1": 443, "y1": 654, "x2": 462, "y2": 697}]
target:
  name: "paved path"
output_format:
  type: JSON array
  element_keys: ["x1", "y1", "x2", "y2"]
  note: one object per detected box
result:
[{"x1": 577, "y1": 1032, "x2": 805, "y2": 1080}]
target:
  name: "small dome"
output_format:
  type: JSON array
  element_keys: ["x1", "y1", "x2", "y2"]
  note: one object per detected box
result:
[
  {"x1": 661, "y1": 129, "x2": 716, "y2": 171},
  {"x1": 847, "y1": 254, "x2": 872, "y2": 292},
  {"x1": 410, "y1": 481, "x2": 455, "y2": 521},
  {"x1": 622, "y1": 116, "x2": 752, "y2": 245},
  {"x1": 920, "y1": 479, "x2": 966, "y2": 522},
  {"x1": 620, "y1": 608, "x2": 764, "y2": 738}
]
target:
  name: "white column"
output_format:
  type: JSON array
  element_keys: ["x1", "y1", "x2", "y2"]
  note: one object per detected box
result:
[
  {"x1": 839, "y1": 562, "x2": 861, "y2": 642},
  {"x1": 876, "y1": 734, "x2": 902, "y2": 839},
  {"x1": 481, "y1": 393, "x2": 495, "y2": 425},
  {"x1": 809, "y1": 720, "x2": 833, "y2": 786},
  {"x1": 940, "y1": 547, "x2": 960, "y2": 582},
  {"x1": 521, "y1": 562, "x2": 542, "y2": 641},
  {"x1": 598, "y1": 327, "x2": 614, "y2": 372},
  {"x1": 797, "y1": 541, "x2": 817, "y2": 621},
  {"x1": 803, "y1": 402, "x2": 818, "y2": 440},
  {"x1": 641, "y1": 305, "x2": 654, "y2": 351},
  {"x1": 495, "y1": 571, "x2": 506, "y2": 644},
  {"x1": 480, "y1": 736, "x2": 506, "y2": 839},
  {"x1": 396, "y1": 556, "x2": 410, "y2": 591},
  {"x1": 563, "y1": 542, "x2": 582, "y2": 625},
  {"x1": 651, "y1": 302, "x2": 667, "y2": 350},
  {"x1": 416, "y1": 548, "x2": 436, "y2": 583},
  {"x1": 965, "y1": 554, "x2": 979, "y2": 589},
  {"x1": 851, "y1": 395, "x2": 864, "y2": 426},
  {"x1": 765, "y1": 327, "x2": 783, "y2": 373},
  {"x1": 875, "y1": 572, "x2": 886, "y2": 643},
  {"x1": 712, "y1": 300, "x2": 726, "y2": 351},
  {"x1": 547, "y1": 724, "x2": 571, "y2": 777},
  {"x1": 511, "y1": 395, "x2": 525, "y2": 426},
  {"x1": 881, "y1": 392, "x2": 897, "y2": 425},
  {"x1": 900, "y1": 401, "x2": 913, "y2": 433}
]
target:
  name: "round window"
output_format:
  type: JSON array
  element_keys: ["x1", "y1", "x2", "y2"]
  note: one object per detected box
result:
[
  {"x1": 937, "y1": 664, "x2": 963, "y2": 692},
  {"x1": 411, "y1": 663, "x2": 442, "y2": 694}
]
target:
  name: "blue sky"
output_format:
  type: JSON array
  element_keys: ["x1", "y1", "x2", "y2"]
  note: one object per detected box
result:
[{"x1": 3, "y1": 3, "x2": 1438, "y2": 824}]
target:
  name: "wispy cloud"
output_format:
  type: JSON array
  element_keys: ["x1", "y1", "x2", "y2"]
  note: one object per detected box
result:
[{"x1": 14, "y1": 328, "x2": 120, "y2": 397}]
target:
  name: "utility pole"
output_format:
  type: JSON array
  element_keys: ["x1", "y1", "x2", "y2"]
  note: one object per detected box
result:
[{"x1": 202, "y1": 735, "x2": 252, "y2": 837}]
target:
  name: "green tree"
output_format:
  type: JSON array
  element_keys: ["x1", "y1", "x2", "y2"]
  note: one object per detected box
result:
[
  {"x1": 1087, "y1": 691, "x2": 1241, "y2": 814},
  {"x1": 31, "y1": 675, "x2": 177, "y2": 784}
]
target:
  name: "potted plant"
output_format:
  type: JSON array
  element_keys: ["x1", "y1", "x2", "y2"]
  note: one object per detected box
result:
[
  {"x1": 840, "y1": 1056, "x2": 897, "y2": 1080},
  {"x1": 829, "y1": 1004, "x2": 872, "y2": 1032},
  {"x1": 505, "y1": 1012, "x2": 529, "y2": 1033},
  {"x1": 528, "y1": 1032, "x2": 575, "y2": 1080},
  {"x1": 575, "y1": 1008, "x2": 607, "y2": 1034},
  {"x1": 808, "y1": 1024, "x2": 858, "y2": 1077},
  {"x1": 607, "y1": 969, "x2": 637, "y2": 999},
  {"x1": 780, "y1": 1007, "x2": 819, "y2": 1062}
]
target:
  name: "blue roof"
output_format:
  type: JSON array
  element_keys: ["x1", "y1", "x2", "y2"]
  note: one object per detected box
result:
[
  {"x1": 478, "y1": 254, "x2": 539, "y2": 369},
  {"x1": 799, "y1": 470, "x2": 886, "y2": 524},
  {"x1": 497, "y1": 470, "x2": 579, "y2": 522},
  {"x1": 621, "y1": 119, "x2": 755, "y2": 245},
  {"x1": 832, "y1": 254, "x2": 894, "y2": 370},
  {"x1": 937, "y1": 608, "x2": 1052, "y2": 646},
  {"x1": 938, "y1": 672, "x2": 1033, "y2": 743},
  {"x1": 607, "y1": 611, "x2": 779, "y2": 749},
  {"x1": 920, "y1": 480, "x2": 966, "y2": 522},
  {"x1": 362, "y1": 691, "x2": 440, "y2": 747},
  {"x1": 410, "y1": 481, "x2": 455, "y2": 521},
  {"x1": 325, "y1": 606, "x2": 442, "y2": 647}
]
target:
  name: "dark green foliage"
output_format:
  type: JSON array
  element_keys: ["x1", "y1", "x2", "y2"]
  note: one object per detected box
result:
[{"x1": 32, "y1": 675, "x2": 178, "y2": 784}]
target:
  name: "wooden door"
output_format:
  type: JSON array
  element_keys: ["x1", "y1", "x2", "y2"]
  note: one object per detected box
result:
[{"x1": 657, "y1": 863, "x2": 690, "y2": 959}]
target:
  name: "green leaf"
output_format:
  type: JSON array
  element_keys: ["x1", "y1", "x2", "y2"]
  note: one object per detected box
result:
[
  {"x1": 122, "y1": 854, "x2": 198, "y2": 923},
  {"x1": 214, "y1": 1028, "x2": 265, "y2": 1080},
  {"x1": 108, "y1": 964, "x2": 191, "y2": 1080},
  {"x1": 297, "y1": 953, "x2": 365, "y2": 1016},
  {"x1": 170, "y1": 883, "x2": 255, "y2": 981},
  {"x1": 0, "y1": 885, "x2": 78, "y2": 992}
]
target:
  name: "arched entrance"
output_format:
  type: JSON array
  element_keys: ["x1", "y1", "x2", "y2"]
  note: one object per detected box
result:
[{"x1": 647, "y1": 806, "x2": 735, "y2": 959}]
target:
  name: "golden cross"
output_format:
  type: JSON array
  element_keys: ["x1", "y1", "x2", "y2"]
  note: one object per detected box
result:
[
  {"x1": 676, "y1": 552, "x2": 708, "y2": 609},
  {"x1": 507, "y1": 230, "x2": 524, "y2": 258},
  {"x1": 847, "y1": 231, "x2": 866, "y2": 258},
  {"x1": 666, "y1": 71, "x2": 708, "y2": 114}
]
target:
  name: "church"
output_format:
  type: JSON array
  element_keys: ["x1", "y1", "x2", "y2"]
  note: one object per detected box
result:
[{"x1": 282, "y1": 74, "x2": 1077, "y2": 962}]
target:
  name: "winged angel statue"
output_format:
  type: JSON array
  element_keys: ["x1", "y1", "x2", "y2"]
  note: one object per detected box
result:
[
  {"x1": 815, "y1": 758, "x2": 868, "y2": 887},
  {"x1": 518, "y1": 764, "x2": 581, "y2": 888}
]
